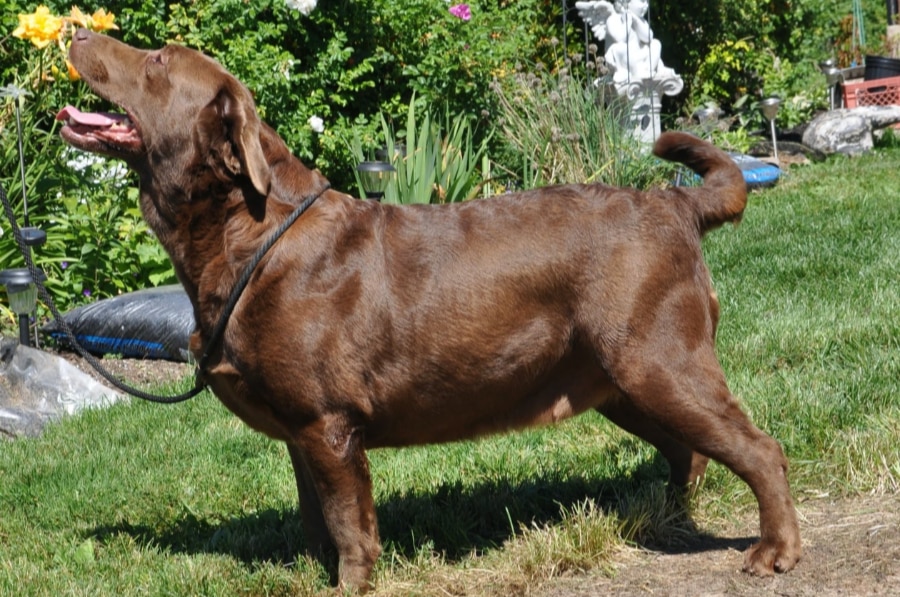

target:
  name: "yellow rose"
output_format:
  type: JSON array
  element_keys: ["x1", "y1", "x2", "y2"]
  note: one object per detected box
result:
[{"x1": 12, "y1": 5, "x2": 64, "y2": 49}]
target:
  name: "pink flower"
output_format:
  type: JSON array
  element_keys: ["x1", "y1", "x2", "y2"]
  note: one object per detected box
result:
[{"x1": 449, "y1": 4, "x2": 471, "y2": 21}]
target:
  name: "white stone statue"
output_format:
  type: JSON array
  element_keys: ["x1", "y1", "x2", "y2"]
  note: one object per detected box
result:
[
  {"x1": 576, "y1": 0, "x2": 682, "y2": 96},
  {"x1": 576, "y1": 0, "x2": 683, "y2": 144}
]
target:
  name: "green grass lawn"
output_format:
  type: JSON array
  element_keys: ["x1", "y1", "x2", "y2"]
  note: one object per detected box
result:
[{"x1": 1, "y1": 146, "x2": 898, "y2": 596}]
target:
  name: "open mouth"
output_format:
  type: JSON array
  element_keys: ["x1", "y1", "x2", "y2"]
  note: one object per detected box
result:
[{"x1": 57, "y1": 105, "x2": 144, "y2": 155}]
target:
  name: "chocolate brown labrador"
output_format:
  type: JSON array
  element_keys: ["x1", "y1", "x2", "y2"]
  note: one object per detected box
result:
[{"x1": 59, "y1": 28, "x2": 801, "y2": 592}]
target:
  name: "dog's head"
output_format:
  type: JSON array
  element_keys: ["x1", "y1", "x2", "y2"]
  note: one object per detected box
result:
[{"x1": 58, "y1": 28, "x2": 270, "y2": 198}]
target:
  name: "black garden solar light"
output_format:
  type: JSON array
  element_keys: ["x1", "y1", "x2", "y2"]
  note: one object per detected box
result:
[
  {"x1": 0, "y1": 224, "x2": 46, "y2": 348},
  {"x1": 356, "y1": 160, "x2": 396, "y2": 201},
  {"x1": 0, "y1": 267, "x2": 46, "y2": 347},
  {"x1": 823, "y1": 68, "x2": 844, "y2": 110}
]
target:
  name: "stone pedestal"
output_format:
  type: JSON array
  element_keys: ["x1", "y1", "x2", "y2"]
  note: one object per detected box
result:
[{"x1": 619, "y1": 77, "x2": 684, "y2": 145}]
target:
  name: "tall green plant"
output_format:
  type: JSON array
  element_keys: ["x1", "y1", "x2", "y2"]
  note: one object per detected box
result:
[
  {"x1": 492, "y1": 59, "x2": 672, "y2": 189},
  {"x1": 350, "y1": 98, "x2": 490, "y2": 204}
]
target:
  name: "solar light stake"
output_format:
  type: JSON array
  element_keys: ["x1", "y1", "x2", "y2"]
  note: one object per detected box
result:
[
  {"x1": 823, "y1": 67, "x2": 844, "y2": 109},
  {"x1": 692, "y1": 105, "x2": 721, "y2": 140},
  {"x1": 759, "y1": 97, "x2": 781, "y2": 162},
  {"x1": 0, "y1": 84, "x2": 48, "y2": 347}
]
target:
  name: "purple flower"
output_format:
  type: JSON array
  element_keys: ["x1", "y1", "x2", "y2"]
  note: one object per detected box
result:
[
  {"x1": 61, "y1": 261, "x2": 69, "y2": 270},
  {"x1": 82, "y1": 288, "x2": 91, "y2": 298},
  {"x1": 449, "y1": 3, "x2": 471, "y2": 21}
]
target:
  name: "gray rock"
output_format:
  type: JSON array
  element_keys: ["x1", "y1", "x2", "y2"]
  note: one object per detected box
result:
[
  {"x1": 802, "y1": 106, "x2": 900, "y2": 156},
  {"x1": 0, "y1": 340, "x2": 125, "y2": 439}
]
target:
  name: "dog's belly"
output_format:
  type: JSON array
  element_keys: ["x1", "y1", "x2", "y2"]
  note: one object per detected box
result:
[
  {"x1": 363, "y1": 358, "x2": 619, "y2": 448},
  {"x1": 206, "y1": 346, "x2": 619, "y2": 448}
]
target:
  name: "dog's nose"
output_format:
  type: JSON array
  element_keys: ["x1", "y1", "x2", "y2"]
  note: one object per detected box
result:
[{"x1": 72, "y1": 27, "x2": 91, "y2": 43}]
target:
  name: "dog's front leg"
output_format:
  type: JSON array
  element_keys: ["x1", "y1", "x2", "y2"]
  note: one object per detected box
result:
[
  {"x1": 286, "y1": 444, "x2": 336, "y2": 565},
  {"x1": 291, "y1": 415, "x2": 381, "y2": 593}
]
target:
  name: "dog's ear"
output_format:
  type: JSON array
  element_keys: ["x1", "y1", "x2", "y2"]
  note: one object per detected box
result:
[{"x1": 214, "y1": 80, "x2": 271, "y2": 196}]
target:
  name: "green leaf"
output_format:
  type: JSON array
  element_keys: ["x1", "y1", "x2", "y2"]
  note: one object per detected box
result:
[{"x1": 72, "y1": 539, "x2": 95, "y2": 565}]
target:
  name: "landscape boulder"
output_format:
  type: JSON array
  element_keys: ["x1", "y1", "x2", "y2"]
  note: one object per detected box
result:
[
  {"x1": 0, "y1": 340, "x2": 124, "y2": 439},
  {"x1": 802, "y1": 106, "x2": 900, "y2": 156}
]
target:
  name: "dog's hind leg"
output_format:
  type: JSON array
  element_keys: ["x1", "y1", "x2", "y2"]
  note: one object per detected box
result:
[
  {"x1": 614, "y1": 354, "x2": 802, "y2": 575},
  {"x1": 597, "y1": 397, "x2": 709, "y2": 489}
]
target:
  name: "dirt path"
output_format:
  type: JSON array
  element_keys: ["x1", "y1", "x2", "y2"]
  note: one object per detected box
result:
[
  {"x1": 539, "y1": 494, "x2": 899, "y2": 596},
  {"x1": 54, "y1": 350, "x2": 193, "y2": 388}
]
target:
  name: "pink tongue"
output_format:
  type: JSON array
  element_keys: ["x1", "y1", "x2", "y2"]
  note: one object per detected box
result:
[{"x1": 57, "y1": 105, "x2": 126, "y2": 127}]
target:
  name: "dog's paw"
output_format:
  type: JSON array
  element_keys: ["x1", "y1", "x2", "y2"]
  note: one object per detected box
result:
[{"x1": 742, "y1": 539, "x2": 802, "y2": 575}]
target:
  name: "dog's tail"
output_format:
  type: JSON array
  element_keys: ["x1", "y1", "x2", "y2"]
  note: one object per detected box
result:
[{"x1": 653, "y1": 131, "x2": 747, "y2": 233}]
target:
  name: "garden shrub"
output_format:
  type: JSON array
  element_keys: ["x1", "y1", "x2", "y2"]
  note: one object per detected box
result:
[
  {"x1": 491, "y1": 50, "x2": 673, "y2": 189},
  {"x1": 655, "y1": 0, "x2": 888, "y2": 128},
  {"x1": 101, "y1": 0, "x2": 567, "y2": 190}
]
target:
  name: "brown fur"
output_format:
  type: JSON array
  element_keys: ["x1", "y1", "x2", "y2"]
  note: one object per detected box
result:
[{"x1": 61, "y1": 28, "x2": 801, "y2": 592}]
